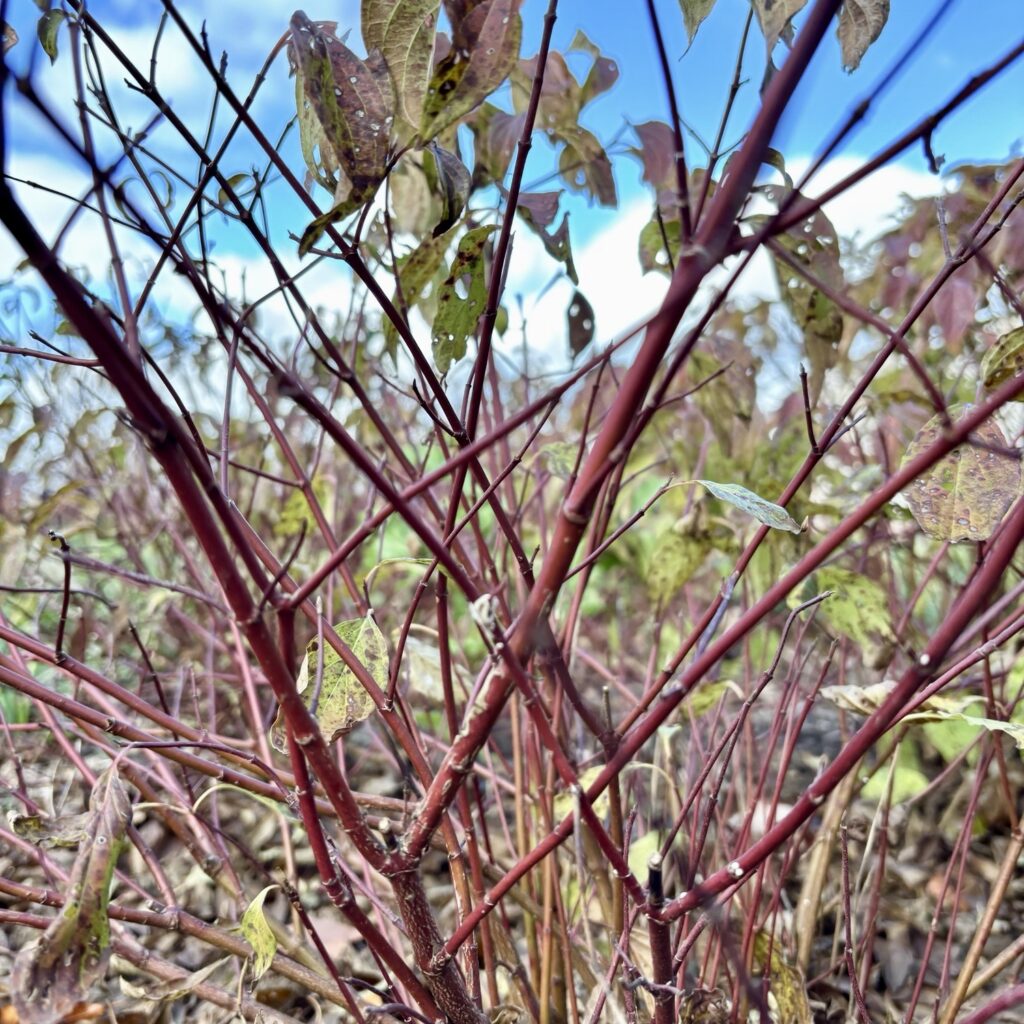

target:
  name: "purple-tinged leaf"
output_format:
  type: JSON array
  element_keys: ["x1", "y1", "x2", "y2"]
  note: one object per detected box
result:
[
  {"x1": 421, "y1": 0, "x2": 522, "y2": 141},
  {"x1": 362, "y1": 0, "x2": 440, "y2": 140}
]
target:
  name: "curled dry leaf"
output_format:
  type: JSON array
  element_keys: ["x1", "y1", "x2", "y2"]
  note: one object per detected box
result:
[
  {"x1": 837, "y1": 0, "x2": 891, "y2": 72},
  {"x1": 12, "y1": 768, "x2": 131, "y2": 1024},
  {"x1": 900, "y1": 404, "x2": 1020, "y2": 543}
]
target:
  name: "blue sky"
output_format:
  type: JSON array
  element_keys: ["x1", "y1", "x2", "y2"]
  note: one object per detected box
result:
[{"x1": 3, "y1": 1, "x2": 1022, "y2": 366}]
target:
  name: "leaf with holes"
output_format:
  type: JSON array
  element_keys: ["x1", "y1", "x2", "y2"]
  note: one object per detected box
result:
[
  {"x1": 697, "y1": 480, "x2": 802, "y2": 534},
  {"x1": 837, "y1": 0, "x2": 890, "y2": 72},
  {"x1": 362, "y1": 0, "x2": 440, "y2": 140},
  {"x1": 432, "y1": 224, "x2": 497, "y2": 372},
  {"x1": 12, "y1": 768, "x2": 130, "y2": 1024},
  {"x1": 289, "y1": 14, "x2": 393, "y2": 253},
  {"x1": 567, "y1": 290, "x2": 595, "y2": 357},
  {"x1": 639, "y1": 216, "x2": 682, "y2": 276},
  {"x1": 981, "y1": 325, "x2": 1024, "y2": 399},
  {"x1": 421, "y1": 0, "x2": 521, "y2": 141},
  {"x1": 558, "y1": 127, "x2": 617, "y2": 207},
  {"x1": 901, "y1": 405, "x2": 1020, "y2": 543},
  {"x1": 240, "y1": 885, "x2": 279, "y2": 983}
]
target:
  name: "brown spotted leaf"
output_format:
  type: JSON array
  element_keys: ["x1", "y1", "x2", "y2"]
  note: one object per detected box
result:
[
  {"x1": 432, "y1": 224, "x2": 497, "y2": 371},
  {"x1": 837, "y1": 0, "x2": 890, "y2": 72},
  {"x1": 362, "y1": 0, "x2": 440, "y2": 140},
  {"x1": 12, "y1": 768, "x2": 130, "y2": 1024},
  {"x1": 289, "y1": 13, "x2": 393, "y2": 253},
  {"x1": 272, "y1": 617, "x2": 385, "y2": 752},
  {"x1": 901, "y1": 405, "x2": 1020, "y2": 543},
  {"x1": 981, "y1": 325, "x2": 1024, "y2": 399},
  {"x1": 421, "y1": 0, "x2": 521, "y2": 141}
]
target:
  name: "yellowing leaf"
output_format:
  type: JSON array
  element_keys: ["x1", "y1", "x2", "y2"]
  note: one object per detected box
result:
[
  {"x1": 645, "y1": 529, "x2": 708, "y2": 608},
  {"x1": 814, "y1": 566, "x2": 894, "y2": 650},
  {"x1": 627, "y1": 831, "x2": 661, "y2": 880},
  {"x1": 751, "y1": 930, "x2": 812, "y2": 1024},
  {"x1": 697, "y1": 480, "x2": 802, "y2": 534},
  {"x1": 240, "y1": 885, "x2": 279, "y2": 983},
  {"x1": 553, "y1": 766, "x2": 610, "y2": 820},
  {"x1": 362, "y1": 0, "x2": 440, "y2": 140},
  {"x1": 837, "y1": 0, "x2": 890, "y2": 72},
  {"x1": 980, "y1": 325, "x2": 1024, "y2": 398},
  {"x1": 901, "y1": 405, "x2": 1020, "y2": 543},
  {"x1": 272, "y1": 616, "x2": 386, "y2": 751}
]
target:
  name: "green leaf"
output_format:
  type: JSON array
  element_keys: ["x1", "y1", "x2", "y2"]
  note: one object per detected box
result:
[
  {"x1": 36, "y1": 9, "x2": 66, "y2": 64},
  {"x1": 362, "y1": 0, "x2": 440, "y2": 140},
  {"x1": 557, "y1": 127, "x2": 617, "y2": 207},
  {"x1": 627, "y1": 830, "x2": 661, "y2": 880},
  {"x1": 862, "y1": 740, "x2": 929, "y2": 804},
  {"x1": 542, "y1": 440, "x2": 581, "y2": 479},
  {"x1": 764, "y1": 196, "x2": 843, "y2": 399},
  {"x1": 567, "y1": 290, "x2": 595, "y2": 357},
  {"x1": 696, "y1": 480, "x2": 802, "y2": 534},
  {"x1": 751, "y1": 0, "x2": 809, "y2": 54},
  {"x1": 639, "y1": 216, "x2": 681, "y2": 276},
  {"x1": 240, "y1": 885, "x2": 279, "y2": 983},
  {"x1": 679, "y1": 0, "x2": 717, "y2": 44},
  {"x1": 11, "y1": 768, "x2": 130, "y2": 1023},
  {"x1": 645, "y1": 529, "x2": 708, "y2": 608},
  {"x1": 980, "y1": 325, "x2": 1024, "y2": 398},
  {"x1": 837, "y1": 0, "x2": 890, "y2": 72},
  {"x1": 424, "y1": 143, "x2": 471, "y2": 237},
  {"x1": 814, "y1": 566, "x2": 895, "y2": 649},
  {"x1": 431, "y1": 223, "x2": 497, "y2": 372},
  {"x1": 384, "y1": 229, "x2": 454, "y2": 357},
  {"x1": 421, "y1": 0, "x2": 521, "y2": 141},
  {"x1": 217, "y1": 172, "x2": 253, "y2": 206},
  {"x1": 900, "y1": 405, "x2": 1020, "y2": 543}
]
